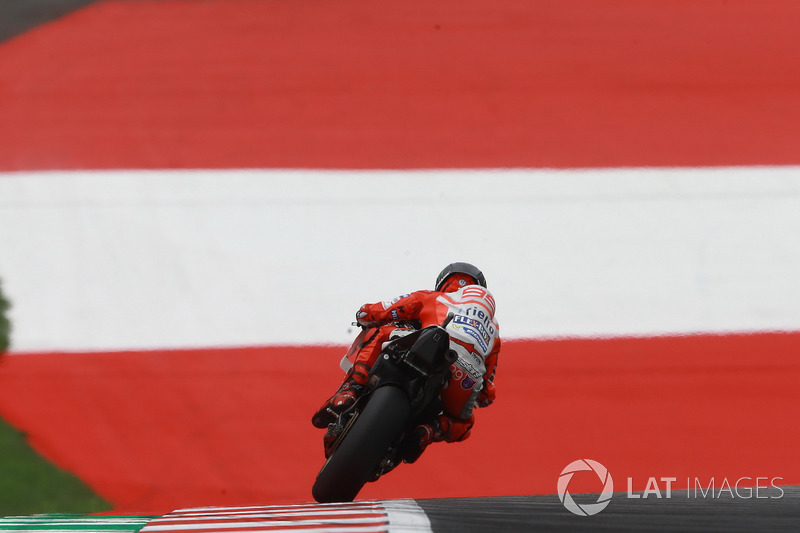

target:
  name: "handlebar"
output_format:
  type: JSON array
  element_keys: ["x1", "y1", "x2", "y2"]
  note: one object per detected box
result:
[
  {"x1": 353, "y1": 312, "x2": 454, "y2": 330},
  {"x1": 442, "y1": 312, "x2": 455, "y2": 328}
]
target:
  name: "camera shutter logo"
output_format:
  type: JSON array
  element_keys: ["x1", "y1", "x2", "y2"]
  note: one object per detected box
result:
[{"x1": 557, "y1": 459, "x2": 614, "y2": 516}]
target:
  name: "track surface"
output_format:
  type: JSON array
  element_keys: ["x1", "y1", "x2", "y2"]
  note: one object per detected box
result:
[{"x1": 417, "y1": 490, "x2": 800, "y2": 532}]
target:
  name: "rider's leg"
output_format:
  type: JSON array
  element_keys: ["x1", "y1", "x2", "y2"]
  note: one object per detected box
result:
[{"x1": 311, "y1": 325, "x2": 396, "y2": 428}]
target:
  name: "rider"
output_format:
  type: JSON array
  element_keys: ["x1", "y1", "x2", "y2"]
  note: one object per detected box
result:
[{"x1": 312, "y1": 262, "x2": 501, "y2": 461}]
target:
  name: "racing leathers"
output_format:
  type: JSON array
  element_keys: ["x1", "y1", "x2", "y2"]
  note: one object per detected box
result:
[{"x1": 312, "y1": 281, "x2": 500, "y2": 456}]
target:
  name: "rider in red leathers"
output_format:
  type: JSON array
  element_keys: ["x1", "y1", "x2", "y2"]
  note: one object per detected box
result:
[{"x1": 312, "y1": 262, "x2": 500, "y2": 461}]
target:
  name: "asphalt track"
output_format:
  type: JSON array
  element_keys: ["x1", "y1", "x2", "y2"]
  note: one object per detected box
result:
[{"x1": 417, "y1": 489, "x2": 800, "y2": 532}]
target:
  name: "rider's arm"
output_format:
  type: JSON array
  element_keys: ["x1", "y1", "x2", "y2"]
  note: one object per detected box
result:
[
  {"x1": 477, "y1": 336, "x2": 500, "y2": 408},
  {"x1": 355, "y1": 291, "x2": 427, "y2": 327}
]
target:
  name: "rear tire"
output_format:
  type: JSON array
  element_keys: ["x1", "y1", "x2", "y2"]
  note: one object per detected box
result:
[{"x1": 312, "y1": 385, "x2": 410, "y2": 503}]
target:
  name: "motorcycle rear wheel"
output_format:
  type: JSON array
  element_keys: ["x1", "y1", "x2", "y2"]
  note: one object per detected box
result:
[{"x1": 312, "y1": 385, "x2": 411, "y2": 503}]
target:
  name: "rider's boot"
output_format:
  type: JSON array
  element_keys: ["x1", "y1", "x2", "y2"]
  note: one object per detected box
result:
[
  {"x1": 401, "y1": 421, "x2": 441, "y2": 464},
  {"x1": 311, "y1": 362, "x2": 370, "y2": 428},
  {"x1": 402, "y1": 414, "x2": 475, "y2": 463}
]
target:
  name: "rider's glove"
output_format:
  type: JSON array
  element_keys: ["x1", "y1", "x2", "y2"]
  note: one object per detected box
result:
[
  {"x1": 477, "y1": 381, "x2": 496, "y2": 408},
  {"x1": 355, "y1": 306, "x2": 380, "y2": 328}
]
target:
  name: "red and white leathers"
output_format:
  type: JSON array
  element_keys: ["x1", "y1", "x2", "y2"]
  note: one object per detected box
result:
[{"x1": 345, "y1": 278, "x2": 500, "y2": 444}]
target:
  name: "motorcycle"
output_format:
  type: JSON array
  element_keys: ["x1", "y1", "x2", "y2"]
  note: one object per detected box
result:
[{"x1": 311, "y1": 314, "x2": 458, "y2": 503}]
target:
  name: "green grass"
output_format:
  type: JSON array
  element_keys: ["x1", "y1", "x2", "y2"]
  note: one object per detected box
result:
[
  {"x1": 0, "y1": 417, "x2": 111, "y2": 516},
  {"x1": 0, "y1": 277, "x2": 10, "y2": 353},
  {"x1": 0, "y1": 516, "x2": 155, "y2": 532}
]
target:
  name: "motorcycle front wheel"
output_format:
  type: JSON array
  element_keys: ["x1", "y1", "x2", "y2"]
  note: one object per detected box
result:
[{"x1": 312, "y1": 385, "x2": 411, "y2": 503}]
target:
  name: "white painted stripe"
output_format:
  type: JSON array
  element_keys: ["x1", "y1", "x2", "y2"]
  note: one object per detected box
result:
[
  {"x1": 383, "y1": 500, "x2": 432, "y2": 533},
  {"x1": 2, "y1": 167, "x2": 799, "y2": 352}
]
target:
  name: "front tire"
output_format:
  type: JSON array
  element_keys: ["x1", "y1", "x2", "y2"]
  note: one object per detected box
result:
[{"x1": 312, "y1": 385, "x2": 411, "y2": 503}]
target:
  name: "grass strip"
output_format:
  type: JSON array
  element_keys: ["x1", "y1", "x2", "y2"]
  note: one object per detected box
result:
[{"x1": 0, "y1": 417, "x2": 111, "y2": 516}]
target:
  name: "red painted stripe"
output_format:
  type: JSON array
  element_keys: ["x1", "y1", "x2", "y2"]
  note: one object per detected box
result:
[
  {"x1": 0, "y1": 333, "x2": 798, "y2": 513},
  {"x1": 141, "y1": 504, "x2": 392, "y2": 533},
  {"x1": 165, "y1": 506, "x2": 384, "y2": 516},
  {"x1": 1, "y1": 0, "x2": 799, "y2": 170}
]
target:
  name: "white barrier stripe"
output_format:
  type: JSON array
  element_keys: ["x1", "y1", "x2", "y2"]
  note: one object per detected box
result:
[
  {"x1": 383, "y1": 500, "x2": 432, "y2": 533},
  {"x1": 6, "y1": 166, "x2": 800, "y2": 352}
]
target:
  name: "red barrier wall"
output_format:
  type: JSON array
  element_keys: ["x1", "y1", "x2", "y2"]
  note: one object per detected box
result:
[
  {"x1": 1, "y1": 333, "x2": 798, "y2": 513},
  {"x1": 1, "y1": 0, "x2": 800, "y2": 170}
]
